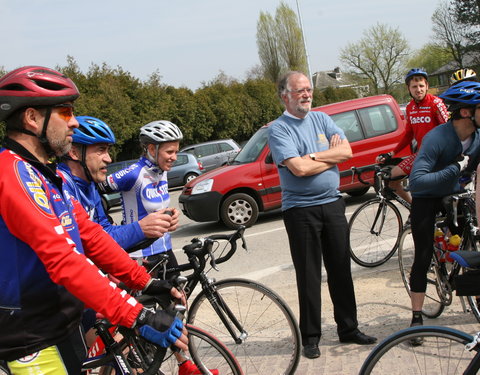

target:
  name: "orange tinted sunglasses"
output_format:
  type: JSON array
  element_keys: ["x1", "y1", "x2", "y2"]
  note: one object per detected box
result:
[{"x1": 53, "y1": 104, "x2": 75, "y2": 122}]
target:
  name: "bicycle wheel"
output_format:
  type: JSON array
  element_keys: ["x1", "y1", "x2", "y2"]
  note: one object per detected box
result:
[
  {"x1": 359, "y1": 325, "x2": 478, "y2": 374},
  {"x1": 349, "y1": 199, "x2": 403, "y2": 267},
  {"x1": 187, "y1": 278, "x2": 301, "y2": 375},
  {"x1": 187, "y1": 324, "x2": 243, "y2": 375},
  {"x1": 398, "y1": 227, "x2": 445, "y2": 318}
]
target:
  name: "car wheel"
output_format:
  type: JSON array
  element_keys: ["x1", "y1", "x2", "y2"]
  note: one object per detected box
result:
[
  {"x1": 101, "y1": 196, "x2": 109, "y2": 212},
  {"x1": 220, "y1": 193, "x2": 259, "y2": 229},
  {"x1": 346, "y1": 186, "x2": 370, "y2": 197},
  {"x1": 184, "y1": 173, "x2": 199, "y2": 185}
]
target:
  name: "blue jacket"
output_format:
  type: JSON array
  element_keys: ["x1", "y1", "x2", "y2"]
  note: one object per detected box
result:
[
  {"x1": 58, "y1": 163, "x2": 145, "y2": 250},
  {"x1": 410, "y1": 121, "x2": 480, "y2": 198}
]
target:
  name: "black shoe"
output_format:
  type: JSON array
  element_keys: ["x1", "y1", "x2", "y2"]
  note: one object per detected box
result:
[
  {"x1": 303, "y1": 344, "x2": 320, "y2": 359},
  {"x1": 409, "y1": 322, "x2": 424, "y2": 346},
  {"x1": 339, "y1": 331, "x2": 377, "y2": 345}
]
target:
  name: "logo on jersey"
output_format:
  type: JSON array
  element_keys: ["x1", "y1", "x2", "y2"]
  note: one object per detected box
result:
[
  {"x1": 409, "y1": 116, "x2": 432, "y2": 124},
  {"x1": 16, "y1": 352, "x2": 39, "y2": 363},
  {"x1": 59, "y1": 211, "x2": 75, "y2": 231},
  {"x1": 16, "y1": 161, "x2": 53, "y2": 216},
  {"x1": 142, "y1": 182, "x2": 168, "y2": 202}
]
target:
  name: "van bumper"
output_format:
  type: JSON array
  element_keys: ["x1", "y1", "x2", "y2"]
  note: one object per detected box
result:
[{"x1": 179, "y1": 192, "x2": 222, "y2": 222}]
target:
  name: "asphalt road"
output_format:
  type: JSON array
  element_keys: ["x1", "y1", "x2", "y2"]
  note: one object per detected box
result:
[{"x1": 109, "y1": 188, "x2": 480, "y2": 374}]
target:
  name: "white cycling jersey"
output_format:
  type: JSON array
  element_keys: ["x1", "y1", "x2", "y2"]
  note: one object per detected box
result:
[{"x1": 105, "y1": 156, "x2": 172, "y2": 257}]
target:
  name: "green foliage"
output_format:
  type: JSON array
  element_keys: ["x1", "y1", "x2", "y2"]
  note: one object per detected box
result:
[
  {"x1": 340, "y1": 23, "x2": 410, "y2": 95},
  {"x1": 256, "y1": 1, "x2": 308, "y2": 82},
  {"x1": 407, "y1": 44, "x2": 452, "y2": 76},
  {"x1": 451, "y1": 0, "x2": 480, "y2": 48}
]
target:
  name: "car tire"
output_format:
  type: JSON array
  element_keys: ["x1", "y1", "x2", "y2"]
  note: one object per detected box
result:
[
  {"x1": 220, "y1": 193, "x2": 259, "y2": 229},
  {"x1": 346, "y1": 186, "x2": 370, "y2": 197},
  {"x1": 184, "y1": 173, "x2": 199, "y2": 185}
]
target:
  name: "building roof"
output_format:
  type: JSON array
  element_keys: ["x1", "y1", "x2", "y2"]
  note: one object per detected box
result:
[{"x1": 430, "y1": 52, "x2": 480, "y2": 76}]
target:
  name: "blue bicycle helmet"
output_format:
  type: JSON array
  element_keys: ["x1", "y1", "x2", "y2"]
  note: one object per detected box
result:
[
  {"x1": 405, "y1": 68, "x2": 428, "y2": 84},
  {"x1": 439, "y1": 81, "x2": 480, "y2": 110},
  {"x1": 73, "y1": 116, "x2": 116, "y2": 145}
]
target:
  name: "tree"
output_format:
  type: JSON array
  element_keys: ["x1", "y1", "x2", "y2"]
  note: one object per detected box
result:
[
  {"x1": 274, "y1": 2, "x2": 307, "y2": 74},
  {"x1": 256, "y1": 12, "x2": 283, "y2": 82},
  {"x1": 340, "y1": 23, "x2": 409, "y2": 95},
  {"x1": 256, "y1": 2, "x2": 307, "y2": 82},
  {"x1": 451, "y1": 0, "x2": 480, "y2": 49},
  {"x1": 431, "y1": 0, "x2": 471, "y2": 67}
]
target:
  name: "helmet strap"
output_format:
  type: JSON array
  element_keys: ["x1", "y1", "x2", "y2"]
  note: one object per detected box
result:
[{"x1": 38, "y1": 107, "x2": 56, "y2": 157}]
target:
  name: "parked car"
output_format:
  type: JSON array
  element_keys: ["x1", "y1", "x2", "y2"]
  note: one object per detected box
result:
[
  {"x1": 179, "y1": 94, "x2": 411, "y2": 229},
  {"x1": 168, "y1": 152, "x2": 204, "y2": 188},
  {"x1": 101, "y1": 153, "x2": 204, "y2": 211},
  {"x1": 180, "y1": 139, "x2": 241, "y2": 172}
]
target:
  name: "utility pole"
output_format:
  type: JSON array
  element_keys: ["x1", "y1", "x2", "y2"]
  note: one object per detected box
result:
[{"x1": 295, "y1": 0, "x2": 312, "y2": 85}]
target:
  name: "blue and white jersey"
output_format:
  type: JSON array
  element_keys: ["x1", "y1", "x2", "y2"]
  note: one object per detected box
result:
[{"x1": 105, "y1": 156, "x2": 171, "y2": 257}]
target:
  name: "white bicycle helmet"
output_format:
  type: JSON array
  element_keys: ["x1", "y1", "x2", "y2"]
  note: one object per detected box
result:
[{"x1": 139, "y1": 120, "x2": 183, "y2": 145}]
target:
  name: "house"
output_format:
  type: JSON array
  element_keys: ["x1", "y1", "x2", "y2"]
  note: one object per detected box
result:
[
  {"x1": 312, "y1": 67, "x2": 369, "y2": 97},
  {"x1": 429, "y1": 52, "x2": 480, "y2": 92}
]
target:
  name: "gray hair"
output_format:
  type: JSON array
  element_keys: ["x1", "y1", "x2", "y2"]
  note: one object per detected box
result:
[{"x1": 277, "y1": 71, "x2": 307, "y2": 99}]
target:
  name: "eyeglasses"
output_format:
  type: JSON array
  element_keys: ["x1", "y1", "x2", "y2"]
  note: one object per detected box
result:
[
  {"x1": 287, "y1": 88, "x2": 313, "y2": 95},
  {"x1": 53, "y1": 104, "x2": 75, "y2": 122}
]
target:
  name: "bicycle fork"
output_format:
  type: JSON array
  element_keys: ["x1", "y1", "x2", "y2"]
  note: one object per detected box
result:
[
  {"x1": 202, "y1": 283, "x2": 248, "y2": 344},
  {"x1": 370, "y1": 200, "x2": 388, "y2": 236}
]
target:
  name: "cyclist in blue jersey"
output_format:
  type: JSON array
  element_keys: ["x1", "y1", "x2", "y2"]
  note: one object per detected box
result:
[
  {"x1": 99, "y1": 120, "x2": 182, "y2": 266},
  {"x1": 59, "y1": 116, "x2": 174, "y2": 250}
]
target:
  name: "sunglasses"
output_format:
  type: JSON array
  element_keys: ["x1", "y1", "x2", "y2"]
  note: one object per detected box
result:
[{"x1": 52, "y1": 104, "x2": 75, "y2": 122}]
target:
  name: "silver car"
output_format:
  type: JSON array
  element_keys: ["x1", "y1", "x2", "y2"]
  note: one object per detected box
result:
[{"x1": 180, "y1": 139, "x2": 240, "y2": 172}]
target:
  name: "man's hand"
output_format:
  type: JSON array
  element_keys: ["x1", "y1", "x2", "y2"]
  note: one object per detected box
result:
[
  {"x1": 135, "y1": 308, "x2": 188, "y2": 351},
  {"x1": 143, "y1": 278, "x2": 187, "y2": 306},
  {"x1": 376, "y1": 152, "x2": 393, "y2": 164},
  {"x1": 455, "y1": 154, "x2": 470, "y2": 172},
  {"x1": 138, "y1": 211, "x2": 172, "y2": 238},
  {"x1": 164, "y1": 208, "x2": 180, "y2": 232},
  {"x1": 329, "y1": 134, "x2": 342, "y2": 149}
]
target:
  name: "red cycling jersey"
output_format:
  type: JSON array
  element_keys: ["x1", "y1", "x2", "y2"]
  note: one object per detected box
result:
[{"x1": 393, "y1": 93, "x2": 449, "y2": 155}]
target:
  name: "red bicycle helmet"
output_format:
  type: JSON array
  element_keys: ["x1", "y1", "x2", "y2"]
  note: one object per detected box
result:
[{"x1": 0, "y1": 66, "x2": 80, "y2": 121}]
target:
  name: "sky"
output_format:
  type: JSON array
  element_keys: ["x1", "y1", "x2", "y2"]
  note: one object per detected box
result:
[{"x1": 1, "y1": 0, "x2": 443, "y2": 90}]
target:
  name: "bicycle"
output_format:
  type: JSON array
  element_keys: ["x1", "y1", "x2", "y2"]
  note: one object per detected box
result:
[
  {"x1": 348, "y1": 160, "x2": 411, "y2": 267},
  {"x1": 359, "y1": 250, "x2": 480, "y2": 375},
  {"x1": 84, "y1": 294, "x2": 244, "y2": 375},
  {"x1": 398, "y1": 190, "x2": 480, "y2": 321},
  {"x1": 150, "y1": 226, "x2": 301, "y2": 375}
]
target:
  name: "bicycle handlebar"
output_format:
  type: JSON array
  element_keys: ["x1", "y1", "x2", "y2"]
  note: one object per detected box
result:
[{"x1": 182, "y1": 226, "x2": 247, "y2": 271}]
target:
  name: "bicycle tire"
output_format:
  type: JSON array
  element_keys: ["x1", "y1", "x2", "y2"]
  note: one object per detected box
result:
[
  {"x1": 187, "y1": 278, "x2": 301, "y2": 375},
  {"x1": 187, "y1": 324, "x2": 244, "y2": 375},
  {"x1": 458, "y1": 230, "x2": 480, "y2": 324},
  {"x1": 359, "y1": 325, "x2": 478, "y2": 374},
  {"x1": 398, "y1": 227, "x2": 445, "y2": 318},
  {"x1": 348, "y1": 199, "x2": 403, "y2": 267}
]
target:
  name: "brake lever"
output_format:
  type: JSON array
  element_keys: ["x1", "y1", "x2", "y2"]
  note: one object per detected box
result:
[
  {"x1": 206, "y1": 242, "x2": 219, "y2": 271},
  {"x1": 453, "y1": 196, "x2": 459, "y2": 227}
]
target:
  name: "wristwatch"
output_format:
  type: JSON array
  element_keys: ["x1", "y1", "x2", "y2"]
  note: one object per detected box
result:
[{"x1": 309, "y1": 153, "x2": 316, "y2": 160}]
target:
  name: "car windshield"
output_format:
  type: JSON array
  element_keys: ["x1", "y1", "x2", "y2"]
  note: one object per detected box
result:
[{"x1": 232, "y1": 127, "x2": 268, "y2": 164}]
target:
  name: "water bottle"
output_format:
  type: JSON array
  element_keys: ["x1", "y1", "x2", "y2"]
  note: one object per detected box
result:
[
  {"x1": 445, "y1": 234, "x2": 461, "y2": 263},
  {"x1": 434, "y1": 228, "x2": 446, "y2": 263}
]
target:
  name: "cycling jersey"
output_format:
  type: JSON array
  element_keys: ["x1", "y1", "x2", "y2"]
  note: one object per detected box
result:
[
  {"x1": 0, "y1": 139, "x2": 150, "y2": 361},
  {"x1": 58, "y1": 163, "x2": 145, "y2": 250},
  {"x1": 393, "y1": 93, "x2": 449, "y2": 155},
  {"x1": 103, "y1": 156, "x2": 172, "y2": 258}
]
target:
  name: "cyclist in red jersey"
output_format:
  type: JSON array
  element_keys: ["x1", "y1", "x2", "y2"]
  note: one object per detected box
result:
[
  {"x1": 0, "y1": 66, "x2": 188, "y2": 374},
  {"x1": 377, "y1": 69, "x2": 449, "y2": 204}
]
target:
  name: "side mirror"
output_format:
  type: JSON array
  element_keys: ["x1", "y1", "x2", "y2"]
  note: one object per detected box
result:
[{"x1": 265, "y1": 152, "x2": 273, "y2": 164}]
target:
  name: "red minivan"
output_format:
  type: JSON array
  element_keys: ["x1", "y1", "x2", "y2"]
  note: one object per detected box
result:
[{"x1": 179, "y1": 94, "x2": 410, "y2": 228}]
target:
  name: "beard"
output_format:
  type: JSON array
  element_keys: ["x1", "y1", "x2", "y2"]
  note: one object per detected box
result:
[
  {"x1": 296, "y1": 100, "x2": 312, "y2": 114},
  {"x1": 49, "y1": 136, "x2": 72, "y2": 156}
]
